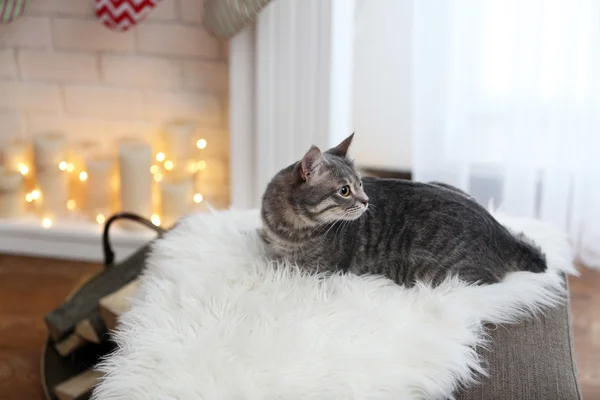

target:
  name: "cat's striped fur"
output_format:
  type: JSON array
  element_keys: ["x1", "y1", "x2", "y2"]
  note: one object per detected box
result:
[{"x1": 260, "y1": 134, "x2": 547, "y2": 286}]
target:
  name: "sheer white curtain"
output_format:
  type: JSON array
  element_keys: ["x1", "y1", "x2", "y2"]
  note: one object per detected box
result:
[{"x1": 411, "y1": 0, "x2": 600, "y2": 267}]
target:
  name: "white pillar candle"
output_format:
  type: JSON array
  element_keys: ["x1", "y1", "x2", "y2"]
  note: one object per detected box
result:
[
  {"x1": 162, "y1": 119, "x2": 196, "y2": 174},
  {"x1": 34, "y1": 132, "x2": 68, "y2": 168},
  {"x1": 85, "y1": 155, "x2": 115, "y2": 220},
  {"x1": 160, "y1": 176, "x2": 193, "y2": 228},
  {"x1": 0, "y1": 167, "x2": 24, "y2": 218},
  {"x1": 34, "y1": 132, "x2": 69, "y2": 218},
  {"x1": 118, "y1": 138, "x2": 152, "y2": 224}
]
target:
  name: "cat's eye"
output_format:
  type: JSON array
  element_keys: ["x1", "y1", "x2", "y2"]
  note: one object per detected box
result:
[{"x1": 339, "y1": 185, "x2": 351, "y2": 197}]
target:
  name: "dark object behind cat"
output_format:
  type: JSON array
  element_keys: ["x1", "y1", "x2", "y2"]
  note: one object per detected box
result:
[{"x1": 260, "y1": 134, "x2": 547, "y2": 286}]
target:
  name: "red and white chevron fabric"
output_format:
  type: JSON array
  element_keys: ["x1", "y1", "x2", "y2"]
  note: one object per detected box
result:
[{"x1": 95, "y1": 0, "x2": 160, "y2": 32}]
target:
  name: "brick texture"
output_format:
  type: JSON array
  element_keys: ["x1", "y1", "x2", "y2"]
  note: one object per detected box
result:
[
  {"x1": 0, "y1": 17, "x2": 52, "y2": 48},
  {"x1": 0, "y1": 82, "x2": 61, "y2": 112},
  {"x1": 52, "y1": 18, "x2": 136, "y2": 52},
  {"x1": 102, "y1": 55, "x2": 180, "y2": 89},
  {"x1": 136, "y1": 23, "x2": 218, "y2": 57},
  {"x1": 0, "y1": 49, "x2": 17, "y2": 78},
  {"x1": 18, "y1": 50, "x2": 99, "y2": 82},
  {"x1": 0, "y1": 3, "x2": 228, "y2": 130},
  {"x1": 0, "y1": 0, "x2": 230, "y2": 202},
  {"x1": 0, "y1": 113, "x2": 25, "y2": 138},
  {"x1": 143, "y1": 91, "x2": 221, "y2": 124},
  {"x1": 146, "y1": 0, "x2": 178, "y2": 20},
  {"x1": 182, "y1": 61, "x2": 228, "y2": 94},
  {"x1": 64, "y1": 86, "x2": 143, "y2": 119},
  {"x1": 26, "y1": 115, "x2": 107, "y2": 141},
  {"x1": 179, "y1": 0, "x2": 204, "y2": 23},
  {"x1": 28, "y1": 0, "x2": 94, "y2": 16}
]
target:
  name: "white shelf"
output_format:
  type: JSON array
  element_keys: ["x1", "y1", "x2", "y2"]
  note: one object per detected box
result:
[{"x1": 0, "y1": 215, "x2": 157, "y2": 263}]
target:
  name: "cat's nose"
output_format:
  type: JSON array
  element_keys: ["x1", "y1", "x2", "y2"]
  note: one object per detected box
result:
[{"x1": 361, "y1": 199, "x2": 369, "y2": 206}]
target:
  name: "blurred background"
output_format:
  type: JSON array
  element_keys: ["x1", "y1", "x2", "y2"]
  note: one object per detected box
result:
[{"x1": 0, "y1": 0, "x2": 598, "y2": 398}]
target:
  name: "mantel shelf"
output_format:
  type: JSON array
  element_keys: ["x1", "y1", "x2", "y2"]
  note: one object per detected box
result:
[{"x1": 0, "y1": 215, "x2": 157, "y2": 263}]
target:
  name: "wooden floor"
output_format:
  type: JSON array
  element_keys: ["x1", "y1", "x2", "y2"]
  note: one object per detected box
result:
[
  {"x1": 568, "y1": 265, "x2": 600, "y2": 398},
  {"x1": 0, "y1": 254, "x2": 598, "y2": 400}
]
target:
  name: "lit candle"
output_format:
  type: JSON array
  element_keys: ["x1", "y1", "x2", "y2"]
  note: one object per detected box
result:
[
  {"x1": 118, "y1": 138, "x2": 152, "y2": 228},
  {"x1": 85, "y1": 155, "x2": 115, "y2": 219},
  {"x1": 0, "y1": 167, "x2": 24, "y2": 218},
  {"x1": 34, "y1": 132, "x2": 68, "y2": 218},
  {"x1": 162, "y1": 119, "x2": 197, "y2": 174},
  {"x1": 159, "y1": 176, "x2": 193, "y2": 228}
]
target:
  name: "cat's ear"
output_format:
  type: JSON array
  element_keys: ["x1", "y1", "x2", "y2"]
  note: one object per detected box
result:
[
  {"x1": 330, "y1": 132, "x2": 354, "y2": 158},
  {"x1": 295, "y1": 145, "x2": 323, "y2": 181}
]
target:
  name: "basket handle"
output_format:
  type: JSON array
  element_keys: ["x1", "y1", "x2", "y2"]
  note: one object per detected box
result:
[{"x1": 102, "y1": 212, "x2": 166, "y2": 267}]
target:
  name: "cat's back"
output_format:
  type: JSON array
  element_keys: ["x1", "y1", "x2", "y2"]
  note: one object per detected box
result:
[
  {"x1": 361, "y1": 177, "x2": 481, "y2": 217},
  {"x1": 357, "y1": 176, "x2": 546, "y2": 283},
  {"x1": 359, "y1": 176, "x2": 512, "y2": 247}
]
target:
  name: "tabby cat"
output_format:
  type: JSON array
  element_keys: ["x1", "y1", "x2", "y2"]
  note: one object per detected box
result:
[{"x1": 260, "y1": 133, "x2": 547, "y2": 286}]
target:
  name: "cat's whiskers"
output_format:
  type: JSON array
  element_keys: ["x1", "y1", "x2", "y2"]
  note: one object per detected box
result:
[
  {"x1": 311, "y1": 216, "x2": 340, "y2": 235},
  {"x1": 333, "y1": 215, "x2": 351, "y2": 243},
  {"x1": 319, "y1": 212, "x2": 347, "y2": 238}
]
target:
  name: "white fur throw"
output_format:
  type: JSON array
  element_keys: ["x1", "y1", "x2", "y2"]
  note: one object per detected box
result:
[{"x1": 92, "y1": 209, "x2": 576, "y2": 400}]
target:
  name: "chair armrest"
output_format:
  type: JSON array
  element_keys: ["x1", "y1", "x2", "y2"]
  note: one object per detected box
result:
[{"x1": 456, "y1": 278, "x2": 582, "y2": 399}]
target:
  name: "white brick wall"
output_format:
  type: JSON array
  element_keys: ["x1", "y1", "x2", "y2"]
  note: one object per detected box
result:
[
  {"x1": 179, "y1": 0, "x2": 204, "y2": 24},
  {"x1": 0, "y1": 81, "x2": 61, "y2": 112},
  {"x1": 18, "y1": 50, "x2": 99, "y2": 82},
  {"x1": 0, "y1": 49, "x2": 17, "y2": 78},
  {"x1": 64, "y1": 85, "x2": 144, "y2": 119},
  {"x1": 136, "y1": 23, "x2": 218, "y2": 57},
  {"x1": 102, "y1": 55, "x2": 180, "y2": 89},
  {"x1": 52, "y1": 18, "x2": 136, "y2": 52},
  {"x1": 0, "y1": 0, "x2": 229, "y2": 166},
  {"x1": 0, "y1": 16, "x2": 52, "y2": 48}
]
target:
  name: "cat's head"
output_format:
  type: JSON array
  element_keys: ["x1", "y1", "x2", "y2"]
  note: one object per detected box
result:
[{"x1": 284, "y1": 133, "x2": 369, "y2": 224}]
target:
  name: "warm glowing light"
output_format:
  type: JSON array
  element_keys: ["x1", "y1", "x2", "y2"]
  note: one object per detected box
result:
[
  {"x1": 79, "y1": 171, "x2": 88, "y2": 181},
  {"x1": 17, "y1": 163, "x2": 29, "y2": 175},
  {"x1": 196, "y1": 139, "x2": 207, "y2": 149},
  {"x1": 25, "y1": 193, "x2": 33, "y2": 202},
  {"x1": 31, "y1": 190, "x2": 40, "y2": 200},
  {"x1": 164, "y1": 160, "x2": 174, "y2": 171},
  {"x1": 66, "y1": 163, "x2": 75, "y2": 173},
  {"x1": 197, "y1": 160, "x2": 206, "y2": 170},
  {"x1": 42, "y1": 218, "x2": 52, "y2": 228},
  {"x1": 66, "y1": 199, "x2": 76, "y2": 210},
  {"x1": 96, "y1": 214, "x2": 106, "y2": 224},
  {"x1": 156, "y1": 152, "x2": 165, "y2": 162},
  {"x1": 193, "y1": 193, "x2": 203, "y2": 203},
  {"x1": 187, "y1": 161, "x2": 198, "y2": 173},
  {"x1": 151, "y1": 214, "x2": 161, "y2": 226},
  {"x1": 153, "y1": 173, "x2": 163, "y2": 182},
  {"x1": 59, "y1": 161, "x2": 68, "y2": 171},
  {"x1": 150, "y1": 165, "x2": 160, "y2": 174}
]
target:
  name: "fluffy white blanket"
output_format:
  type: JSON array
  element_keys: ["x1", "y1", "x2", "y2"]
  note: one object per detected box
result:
[{"x1": 92, "y1": 209, "x2": 576, "y2": 400}]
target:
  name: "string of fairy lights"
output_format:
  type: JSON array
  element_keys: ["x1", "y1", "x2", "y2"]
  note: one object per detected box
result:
[{"x1": 2, "y1": 130, "x2": 212, "y2": 230}]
